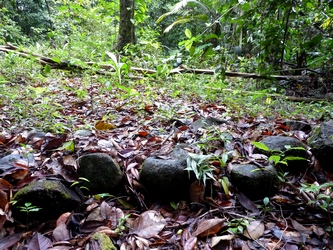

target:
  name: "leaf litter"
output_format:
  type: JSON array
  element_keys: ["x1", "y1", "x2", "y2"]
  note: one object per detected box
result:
[{"x1": 0, "y1": 77, "x2": 332, "y2": 249}]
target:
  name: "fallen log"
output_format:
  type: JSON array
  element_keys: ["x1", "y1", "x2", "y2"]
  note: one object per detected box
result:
[{"x1": 0, "y1": 43, "x2": 311, "y2": 81}]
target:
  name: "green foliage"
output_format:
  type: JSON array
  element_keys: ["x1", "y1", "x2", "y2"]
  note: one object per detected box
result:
[
  {"x1": 185, "y1": 153, "x2": 215, "y2": 186},
  {"x1": 114, "y1": 214, "x2": 131, "y2": 235},
  {"x1": 17, "y1": 202, "x2": 42, "y2": 214},
  {"x1": 0, "y1": 8, "x2": 28, "y2": 44},
  {"x1": 218, "y1": 176, "x2": 230, "y2": 196},
  {"x1": 105, "y1": 52, "x2": 128, "y2": 85},
  {"x1": 257, "y1": 197, "x2": 272, "y2": 215},
  {"x1": 226, "y1": 218, "x2": 251, "y2": 234},
  {"x1": 71, "y1": 177, "x2": 90, "y2": 192},
  {"x1": 251, "y1": 141, "x2": 270, "y2": 152},
  {"x1": 300, "y1": 182, "x2": 333, "y2": 213},
  {"x1": 14, "y1": 202, "x2": 42, "y2": 228},
  {"x1": 252, "y1": 141, "x2": 307, "y2": 167}
]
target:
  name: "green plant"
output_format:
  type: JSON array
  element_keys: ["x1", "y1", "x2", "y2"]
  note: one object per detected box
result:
[
  {"x1": 277, "y1": 171, "x2": 289, "y2": 183},
  {"x1": 257, "y1": 197, "x2": 271, "y2": 215},
  {"x1": 185, "y1": 153, "x2": 215, "y2": 186},
  {"x1": 71, "y1": 177, "x2": 90, "y2": 192},
  {"x1": 105, "y1": 52, "x2": 128, "y2": 86},
  {"x1": 252, "y1": 141, "x2": 307, "y2": 168},
  {"x1": 226, "y1": 218, "x2": 251, "y2": 234},
  {"x1": 218, "y1": 176, "x2": 230, "y2": 196},
  {"x1": 300, "y1": 182, "x2": 333, "y2": 213},
  {"x1": 114, "y1": 214, "x2": 131, "y2": 235},
  {"x1": 14, "y1": 202, "x2": 42, "y2": 227}
]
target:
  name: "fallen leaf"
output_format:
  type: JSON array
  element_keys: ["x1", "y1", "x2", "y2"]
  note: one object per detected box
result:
[
  {"x1": 0, "y1": 233, "x2": 22, "y2": 249},
  {"x1": 95, "y1": 121, "x2": 117, "y2": 131},
  {"x1": 184, "y1": 236, "x2": 197, "y2": 250},
  {"x1": 243, "y1": 220, "x2": 264, "y2": 239},
  {"x1": 130, "y1": 210, "x2": 166, "y2": 238},
  {"x1": 211, "y1": 235, "x2": 235, "y2": 247},
  {"x1": 0, "y1": 178, "x2": 12, "y2": 190},
  {"x1": 137, "y1": 131, "x2": 149, "y2": 137},
  {"x1": 0, "y1": 190, "x2": 8, "y2": 209},
  {"x1": 53, "y1": 223, "x2": 70, "y2": 242},
  {"x1": 290, "y1": 219, "x2": 308, "y2": 232},
  {"x1": 28, "y1": 232, "x2": 52, "y2": 250},
  {"x1": 192, "y1": 218, "x2": 224, "y2": 237},
  {"x1": 236, "y1": 192, "x2": 260, "y2": 214}
]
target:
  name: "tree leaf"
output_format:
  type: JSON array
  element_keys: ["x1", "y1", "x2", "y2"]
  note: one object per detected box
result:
[
  {"x1": 130, "y1": 210, "x2": 166, "y2": 238},
  {"x1": 185, "y1": 28, "x2": 192, "y2": 38},
  {"x1": 252, "y1": 141, "x2": 270, "y2": 152},
  {"x1": 192, "y1": 218, "x2": 224, "y2": 237},
  {"x1": 243, "y1": 220, "x2": 264, "y2": 239}
]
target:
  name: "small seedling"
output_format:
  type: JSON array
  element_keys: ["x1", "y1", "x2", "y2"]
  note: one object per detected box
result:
[
  {"x1": 258, "y1": 197, "x2": 271, "y2": 215},
  {"x1": 114, "y1": 214, "x2": 131, "y2": 235},
  {"x1": 71, "y1": 177, "x2": 90, "y2": 192},
  {"x1": 300, "y1": 182, "x2": 333, "y2": 213},
  {"x1": 226, "y1": 218, "x2": 251, "y2": 234},
  {"x1": 252, "y1": 141, "x2": 307, "y2": 167},
  {"x1": 16, "y1": 202, "x2": 42, "y2": 228},
  {"x1": 185, "y1": 153, "x2": 215, "y2": 186},
  {"x1": 218, "y1": 176, "x2": 230, "y2": 196}
]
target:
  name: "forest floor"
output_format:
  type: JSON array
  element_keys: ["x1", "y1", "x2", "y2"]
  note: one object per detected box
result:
[{"x1": 0, "y1": 73, "x2": 333, "y2": 249}]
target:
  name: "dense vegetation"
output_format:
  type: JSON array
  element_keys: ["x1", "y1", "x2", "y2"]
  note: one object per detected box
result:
[
  {"x1": 1, "y1": 0, "x2": 333, "y2": 131},
  {"x1": 0, "y1": 0, "x2": 333, "y2": 249}
]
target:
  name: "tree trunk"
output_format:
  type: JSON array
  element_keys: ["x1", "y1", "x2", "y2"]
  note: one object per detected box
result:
[{"x1": 115, "y1": 0, "x2": 136, "y2": 51}]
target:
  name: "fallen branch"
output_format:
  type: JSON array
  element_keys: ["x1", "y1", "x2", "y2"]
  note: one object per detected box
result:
[
  {"x1": 202, "y1": 86, "x2": 329, "y2": 102},
  {"x1": 0, "y1": 43, "x2": 311, "y2": 81}
]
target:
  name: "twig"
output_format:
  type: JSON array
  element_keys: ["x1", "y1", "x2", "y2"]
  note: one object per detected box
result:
[
  {"x1": 158, "y1": 121, "x2": 177, "y2": 146},
  {"x1": 272, "y1": 205, "x2": 289, "y2": 250},
  {"x1": 110, "y1": 137, "x2": 122, "y2": 150}
]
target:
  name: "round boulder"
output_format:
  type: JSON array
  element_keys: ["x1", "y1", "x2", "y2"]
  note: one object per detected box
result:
[
  {"x1": 12, "y1": 179, "x2": 83, "y2": 223},
  {"x1": 260, "y1": 136, "x2": 309, "y2": 172},
  {"x1": 308, "y1": 120, "x2": 333, "y2": 170},
  {"x1": 230, "y1": 163, "x2": 280, "y2": 200},
  {"x1": 77, "y1": 153, "x2": 124, "y2": 194},
  {"x1": 140, "y1": 147, "x2": 194, "y2": 201}
]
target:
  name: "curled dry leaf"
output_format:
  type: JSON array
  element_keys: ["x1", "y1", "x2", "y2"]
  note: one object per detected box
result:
[
  {"x1": 95, "y1": 226, "x2": 118, "y2": 238},
  {"x1": 0, "y1": 189, "x2": 8, "y2": 209},
  {"x1": 184, "y1": 236, "x2": 197, "y2": 250},
  {"x1": 28, "y1": 232, "x2": 53, "y2": 250},
  {"x1": 56, "y1": 212, "x2": 71, "y2": 227},
  {"x1": 192, "y1": 218, "x2": 225, "y2": 237},
  {"x1": 53, "y1": 223, "x2": 70, "y2": 242},
  {"x1": 129, "y1": 210, "x2": 166, "y2": 239},
  {"x1": 243, "y1": 220, "x2": 264, "y2": 240},
  {"x1": 211, "y1": 235, "x2": 235, "y2": 247}
]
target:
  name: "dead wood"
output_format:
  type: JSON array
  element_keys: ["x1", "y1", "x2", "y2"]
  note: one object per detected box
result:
[{"x1": 0, "y1": 43, "x2": 311, "y2": 81}]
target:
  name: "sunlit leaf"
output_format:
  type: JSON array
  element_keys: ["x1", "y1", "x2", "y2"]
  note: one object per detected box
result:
[
  {"x1": 58, "y1": 140, "x2": 75, "y2": 152},
  {"x1": 95, "y1": 121, "x2": 117, "y2": 131},
  {"x1": 185, "y1": 28, "x2": 192, "y2": 38},
  {"x1": 252, "y1": 141, "x2": 270, "y2": 152}
]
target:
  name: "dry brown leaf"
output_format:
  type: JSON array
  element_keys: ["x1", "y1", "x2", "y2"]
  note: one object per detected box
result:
[
  {"x1": 130, "y1": 210, "x2": 166, "y2": 238},
  {"x1": 0, "y1": 190, "x2": 8, "y2": 209},
  {"x1": 184, "y1": 236, "x2": 197, "y2": 250},
  {"x1": 192, "y1": 218, "x2": 224, "y2": 237},
  {"x1": 243, "y1": 220, "x2": 264, "y2": 239},
  {"x1": 52, "y1": 223, "x2": 70, "y2": 242},
  {"x1": 291, "y1": 219, "x2": 308, "y2": 232},
  {"x1": 56, "y1": 212, "x2": 71, "y2": 226},
  {"x1": 189, "y1": 181, "x2": 205, "y2": 203},
  {"x1": 0, "y1": 178, "x2": 12, "y2": 190},
  {"x1": 211, "y1": 235, "x2": 235, "y2": 247},
  {"x1": 137, "y1": 131, "x2": 149, "y2": 137}
]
